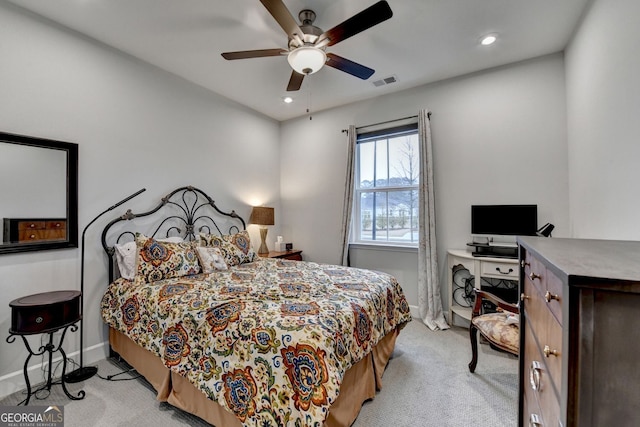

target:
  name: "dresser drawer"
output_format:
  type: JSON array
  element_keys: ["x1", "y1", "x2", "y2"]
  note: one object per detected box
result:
[
  {"x1": 542, "y1": 314, "x2": 562, "y2": 395},
  {"x1": 523, "y1": 277, "x2": 547, "y2": 338},
  {"x1": 479, "y1": 259, "x2": 518, "y2": 279},
  {"x1": 524, "y1": 278, "x2": 563, "y2": 395},
  {"x1": 523, "y1": 384, "x2": 542, "y2": 427},
  {"x1": 19, "y1": 228, "x2": 66, "y2": 242},
  {"x1": 10, "y1": 290, "x2": 81, "y2": 334},
  {"x1": 524, "y1": 319, "x2": 561, "y2": 426},
  {"x1": 18, "y1": 221, "x2": 46, "y2": 231},
  {"x1": 19, "y1": 230, "x2": 46, "y2": 241},
  {"x1": 46, "y1": 220, "x2": 66, "y2": 230},
  {"x1": 544, "y1": 267, "x2": 563, "y2": 325},
  {"x1": 524, "y1": 252, "x2": 547, "y2": 292},
  {"x1": 525, "y1": 251, "x2": 563, "y2": 326}
]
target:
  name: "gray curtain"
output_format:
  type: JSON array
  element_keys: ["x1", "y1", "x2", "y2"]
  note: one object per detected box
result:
[
  {"x1": 418, "y1": 110, "x2": 449, "y2": 330},
  {"x1": 340, "y1": 125, "x2": 357, "y2": 266}
]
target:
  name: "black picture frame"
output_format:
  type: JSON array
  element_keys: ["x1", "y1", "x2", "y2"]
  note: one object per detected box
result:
[{"x1": 0, "y1": 131, "x2": 78, "y2": 255}]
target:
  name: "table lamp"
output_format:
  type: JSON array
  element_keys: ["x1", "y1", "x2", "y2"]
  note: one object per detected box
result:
[{"x1": 249, "y1": 206, "x2": 274, "y2": 254}]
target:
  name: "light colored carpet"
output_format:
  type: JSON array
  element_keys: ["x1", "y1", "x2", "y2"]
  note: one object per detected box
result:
[{"x1": 0, "y1": 321, "x2": 518, "y2": 426}]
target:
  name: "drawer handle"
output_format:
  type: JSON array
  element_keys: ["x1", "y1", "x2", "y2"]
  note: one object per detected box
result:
[
  {"x1": 543, "y1": 345, "x2": 559, "y2": 358},
  {"x1": 520, "y1": 293, "x2": 530, "y2": 301},
  {"x1": 529, "y1": 360, "x2": 542, "y2": 391},
  {"x1": 529, "y1": 272, "x2": 541, "y2": 281},
  {"x1": 529, "y1": 413, "x2": 543, "y2": 427},
  {"x1": 29, "y1": 234, "x2": 36, "y2": 239},
  {"x1": 544, "y1": 291, "x2": 560, "y2": 303},
  {"x1": 29, "y1": 223, "x2": 36, "y2": 228},
  {"x1": 496, "y1": 267, "x2": 513, "y2": 275}
]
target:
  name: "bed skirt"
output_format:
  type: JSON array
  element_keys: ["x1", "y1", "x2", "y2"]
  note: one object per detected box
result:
[{"x1": 109, "y1": 327, "x2": 399, "y2": 427}]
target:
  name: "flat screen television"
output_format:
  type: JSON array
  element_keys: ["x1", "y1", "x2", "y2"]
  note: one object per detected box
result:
[{"x1": 471, "y1": 204, "x2": 538, "y2": 236}]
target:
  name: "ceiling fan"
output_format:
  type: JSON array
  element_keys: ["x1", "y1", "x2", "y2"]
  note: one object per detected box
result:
[{"x1": 221, "y1": 0, "x2": 393, "y2": 91}]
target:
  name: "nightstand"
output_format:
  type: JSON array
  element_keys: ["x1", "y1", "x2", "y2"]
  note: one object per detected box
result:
[
  {"x1": 259, "y1": 249, "x2": 303, "y2": 261},
  {"x1": 7, "y1": 290, "x2": 85, "y2": 405}
]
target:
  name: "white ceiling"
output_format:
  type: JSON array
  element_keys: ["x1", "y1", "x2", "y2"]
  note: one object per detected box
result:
[{"x1": 8, "y1": 0, "x2": 590, "y2": 121}]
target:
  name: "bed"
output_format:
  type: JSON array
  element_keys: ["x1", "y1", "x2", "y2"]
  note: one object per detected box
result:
[{"x1": 99, "y1": 186, "x2": 412, "y2": 427}]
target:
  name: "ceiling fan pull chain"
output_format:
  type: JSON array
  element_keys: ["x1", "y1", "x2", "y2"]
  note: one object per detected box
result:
[{"x1": 307, "y1": 78, "x2": 313, "y2": 120}]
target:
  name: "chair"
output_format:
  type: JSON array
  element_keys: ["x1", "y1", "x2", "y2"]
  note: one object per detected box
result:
[{"x1": 468, "y1": 289, "x2": 519, "y2": 373}]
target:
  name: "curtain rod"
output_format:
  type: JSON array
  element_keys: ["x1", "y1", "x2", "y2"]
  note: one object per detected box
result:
[{"x1": 341, "y1": 113, "x2": 429, "y2": 133}]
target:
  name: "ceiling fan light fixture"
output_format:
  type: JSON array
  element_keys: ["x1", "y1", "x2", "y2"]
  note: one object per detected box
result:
[{"x1": 287, "y1": 46, "x2": 327, "y2": 75}]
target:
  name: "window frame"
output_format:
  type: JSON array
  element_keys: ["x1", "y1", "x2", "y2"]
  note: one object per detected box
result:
[{"x1": 352, "y1": 122, "x2": 420, "y2": 247}]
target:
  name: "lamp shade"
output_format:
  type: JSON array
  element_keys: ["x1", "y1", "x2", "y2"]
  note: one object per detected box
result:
[
  {"x1": 249, "y1": 206, "x2": 274, "y2": 226},
  {"x1": 287, "y1": 46, "x2": 327, "y2": 75}
]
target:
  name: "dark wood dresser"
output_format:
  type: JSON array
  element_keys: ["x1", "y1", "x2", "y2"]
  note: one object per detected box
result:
[
  {"x1": 518, "y1": 237, "x2": 640, "y2": 427},
  {"x1": 3, "y1": 218, "x2": 67, "y2": 243}
]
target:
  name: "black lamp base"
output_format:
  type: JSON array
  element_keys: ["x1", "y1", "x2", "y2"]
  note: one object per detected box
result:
[{"x1": 64, "y1": 366, "x2": 98, "y2": 383}]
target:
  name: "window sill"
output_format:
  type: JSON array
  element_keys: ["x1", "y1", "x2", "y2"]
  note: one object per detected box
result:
[{"x1": 349, "y1": 243, "x2": 418, "y2": 253}]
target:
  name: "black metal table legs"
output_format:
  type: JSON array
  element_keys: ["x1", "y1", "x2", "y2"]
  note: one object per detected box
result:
[{"x1": 7, "y1": 323, "x2": 86, "y2": 405}]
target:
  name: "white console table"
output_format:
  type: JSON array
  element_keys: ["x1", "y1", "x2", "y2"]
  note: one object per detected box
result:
[{"x1": 447, "y1": 249, "x2": 519, "y2": 326}]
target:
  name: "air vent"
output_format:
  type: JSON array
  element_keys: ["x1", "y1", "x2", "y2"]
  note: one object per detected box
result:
[{"x1": 372, "y1": 75, "x2": 397, "y2": 87}]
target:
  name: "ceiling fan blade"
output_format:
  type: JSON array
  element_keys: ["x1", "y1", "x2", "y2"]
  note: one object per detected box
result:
[
  {"x1": 325, "y1": 53, "x2": 375, "y2": 80},
  {"x1": 221, "y1": 48, "x2": 287, "y2": 60},
  {"x1": 260, "y1": 0, "x2": 305, "y2": 40},
  {"x1": 286, "y1": 71, "x2": 305, "y2": 91},
  {"x1": 316, "y1": 0, "x2": 393, "y2": 47}
]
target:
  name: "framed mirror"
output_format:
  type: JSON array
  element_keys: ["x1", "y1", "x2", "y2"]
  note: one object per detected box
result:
[{"x1": 0, "y1": 131, "x2": 78, "y2": 254}]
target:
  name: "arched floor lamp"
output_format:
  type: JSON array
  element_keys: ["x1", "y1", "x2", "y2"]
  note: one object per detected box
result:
[{"x1": 65, "y1": 188, "x2": 146, "y2": 383}]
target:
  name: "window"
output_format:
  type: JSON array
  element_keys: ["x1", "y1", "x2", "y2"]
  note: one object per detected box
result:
[{"x1": 354, "y1": 123, "x2": 419, "y2": 246}]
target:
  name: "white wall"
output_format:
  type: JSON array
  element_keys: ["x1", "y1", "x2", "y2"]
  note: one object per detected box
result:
[
  {"x1": 280, "y1": 54, "x2": 570, "y2": 312},
  {"x1": 0, "y1": 3, "x2": 280, "y2": 397},
  {"x1": 566, "y1": 0, "x2": 640, "y2": 239}
]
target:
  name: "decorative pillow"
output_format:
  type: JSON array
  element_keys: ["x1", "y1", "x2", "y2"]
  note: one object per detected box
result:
[
  {"x1": 114, "y1": 241, "x2": 137, "y2": 280},
  {"x1": 195, "y1": 247, "x2": 228, "y2": 273},
  {"x1": 199, "y1": 230, "x2": 257, "y2": 266},
  {"x1": 135, "y1": 234, "x2": 201, "y2": 283},
  {"x1": 114, "y1": 236, "x2": 185, "y2": 280},
  {"x1": 158, "y1": 236, "x2": 184, "y2": 243}
]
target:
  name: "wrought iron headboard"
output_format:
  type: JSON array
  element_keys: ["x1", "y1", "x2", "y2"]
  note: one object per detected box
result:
[{"x1": 101, "y1": 185, "x2": 246, "y2": 282}]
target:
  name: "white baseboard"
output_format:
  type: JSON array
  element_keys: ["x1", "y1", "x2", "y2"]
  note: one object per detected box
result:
[
  {"x1": 410, "y1": 304, "x2": 419, "y2": 319},
  {"x1": 0, "y1": 341, "x2": 110, "y2": 401}
]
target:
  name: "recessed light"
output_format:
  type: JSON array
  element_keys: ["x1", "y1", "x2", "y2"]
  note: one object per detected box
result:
[
  {"x1": 282, "y1": 96, "x2": 293, "y2": 104},
  {"x1": 480, "y1": 34, "x2": 497, "y2": 46}
]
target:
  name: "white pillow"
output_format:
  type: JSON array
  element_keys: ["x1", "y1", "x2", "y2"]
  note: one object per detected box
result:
[
  {"x1": 158, "y1": 236, "x2": 184, "y2": 243},
  {"x1": 114, "y1": 241, "x2": 137, "y2": 280},
  {"x1": 196, "y1": 246, "x2": 228, "y2": 273}
]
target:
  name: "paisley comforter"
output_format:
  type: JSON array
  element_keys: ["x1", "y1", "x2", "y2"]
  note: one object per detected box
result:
[{"x1": 101, "y1": 258, "x2": 411, "y2": 427}]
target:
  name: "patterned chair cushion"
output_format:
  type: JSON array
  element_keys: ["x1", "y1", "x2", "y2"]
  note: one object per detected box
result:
[
  {"x1": 471, "y1": 312, "x2": 519, "y2": 354},
  {"x1": 199, "y1": 230, "x2": 257, "y2": 266},
  {"x1": 135, "y1": 234, "x2": 201, "y2": 283}
]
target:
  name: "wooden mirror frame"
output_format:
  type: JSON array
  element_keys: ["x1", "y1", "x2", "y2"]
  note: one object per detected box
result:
[{"x1": 0, "y1": 132, "x2": 78, "y2": 255}]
